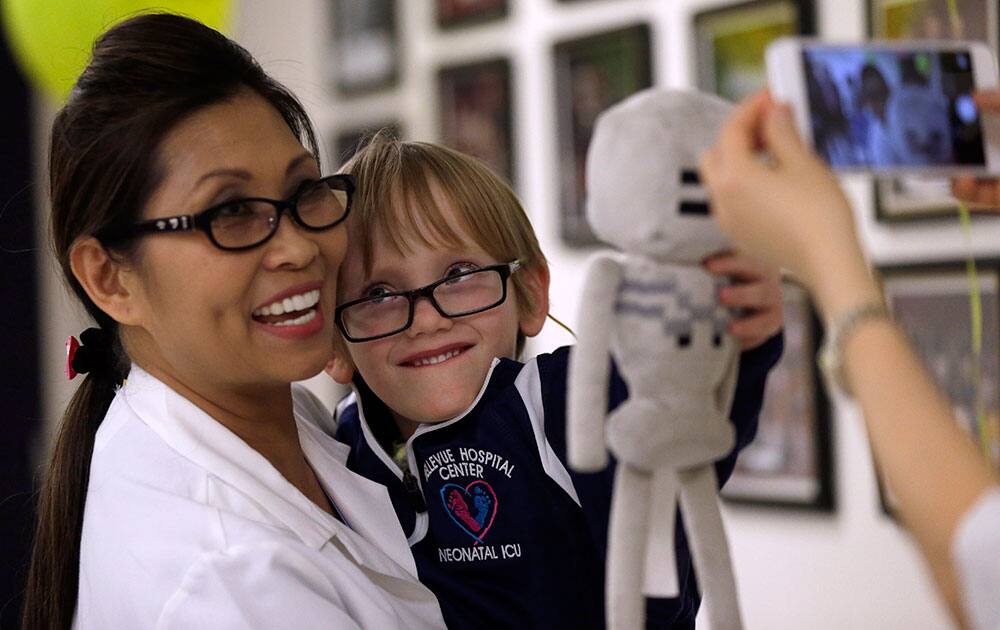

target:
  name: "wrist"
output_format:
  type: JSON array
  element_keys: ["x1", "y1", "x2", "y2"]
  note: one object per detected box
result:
[{"x1": 808, "y1": 247, "x2": 881, "y2": 321}]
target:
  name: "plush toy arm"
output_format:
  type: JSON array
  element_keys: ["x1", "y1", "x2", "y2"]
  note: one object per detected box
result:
[{"x1": 567, "y1": 254, "x2": 622, "y2": 472}]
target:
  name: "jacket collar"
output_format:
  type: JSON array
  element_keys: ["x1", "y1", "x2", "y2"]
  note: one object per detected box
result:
[
  {"x1": 122, "y1": 365, "x2": 420, "y2": 578},
  {"x1": 349, "y1": 358, "x2": 504, "y2": 472}
]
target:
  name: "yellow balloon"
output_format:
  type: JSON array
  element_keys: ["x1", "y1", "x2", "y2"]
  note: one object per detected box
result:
[{"x1": 2, "y1": 0, "x2": 232, "y2": 102}]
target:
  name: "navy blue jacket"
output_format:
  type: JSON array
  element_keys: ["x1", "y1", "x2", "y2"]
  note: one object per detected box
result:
[{"x1": 334, "y1": 335, "x2": 782, "y2": 629}]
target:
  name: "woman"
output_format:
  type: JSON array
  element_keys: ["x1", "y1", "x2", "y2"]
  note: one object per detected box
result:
[
  {"x1": 22, "y1": 13, "x2": 445, "y2": 629},
  {"x1": 700, "y1": 90, "x2": 1000, "y2": 630}
]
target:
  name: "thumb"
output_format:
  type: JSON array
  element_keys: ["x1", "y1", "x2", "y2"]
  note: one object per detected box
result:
[{"x1": 763, "y1": 102, "x2": 807, "y2": 166}]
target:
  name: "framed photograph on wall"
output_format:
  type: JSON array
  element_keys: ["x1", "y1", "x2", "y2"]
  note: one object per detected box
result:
[
  {"x1": 329, "y1": 0, "x2": 399, "y2": 96},
  {"x1": 867, "y1": 0, "x2": 999, "y2": 220},
  {"x1": 554, "y1": 24, "x2": 653, "y2": 246},
  {"x1": 332, "y1": 122, "x2": 403, "y2": 167},
  {"x1": 693, "y1": 0, "x2": 816, "y2": 102},
  {"x1": 876, "y1": 263, "x2": 1000, "y2": 515},
  {"x1": 436, "y1": 0, "x2": 507, "y2": 29},
  {"x1": 438, "y1": 58, "x2": 514, "y2": 185},
  {"x1": 722, "y1": 282, "x2": 835, "y2": 510}
]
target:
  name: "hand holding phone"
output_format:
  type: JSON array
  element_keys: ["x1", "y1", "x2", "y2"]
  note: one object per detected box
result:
[{"x1": 766, "y1": 37, "x2": 1000, "y2": 174}]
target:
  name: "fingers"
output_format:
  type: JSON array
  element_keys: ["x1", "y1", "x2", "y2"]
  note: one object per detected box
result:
[
  {"x1": 973, "y1": 90, "x2": 1000, "y2": 112},
  {"x1": 952, "y1": 176, "x2": 1000, "y2": 210},
  {"x1": 718, "y1": 280, "x2": 782, "y2": 311},
  {"x1": 762, "y1": 102, "x2": 807, "y2": 167},
  {"x1": 703, "y1": 251, "x2": 775, "y2": 283},
  {"x1": 952, "y1": 176, "x2": 979, "y2": 202},
  {"x1": 729, "y1": 308, "x2": 784, "y2": 351},
  {"x1": 716, "y1": 89, "x2": 772, "y2": 162}
]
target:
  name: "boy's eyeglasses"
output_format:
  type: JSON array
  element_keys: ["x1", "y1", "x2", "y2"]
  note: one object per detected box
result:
[
  {"x1": 96, "y1": 174, "x2": 354, "y2": 252},
  {"x1": 336, "y1": 261, "x2": 522, "y2": 343}
]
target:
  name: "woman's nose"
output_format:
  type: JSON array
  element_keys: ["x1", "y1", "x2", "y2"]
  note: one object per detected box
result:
[{"x1": 261, "y1": 213, "x2": 319, "y2": 270}]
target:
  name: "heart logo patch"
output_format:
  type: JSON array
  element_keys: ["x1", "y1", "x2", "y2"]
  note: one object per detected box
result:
[{"x1": 440, "y1": 480, "x2": 498, "y2": 545}]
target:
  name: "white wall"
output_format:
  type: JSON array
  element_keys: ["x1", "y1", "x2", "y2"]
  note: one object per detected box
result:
[{"x1": 34, "y1": 0, "x2": 1000, "y2": 627}]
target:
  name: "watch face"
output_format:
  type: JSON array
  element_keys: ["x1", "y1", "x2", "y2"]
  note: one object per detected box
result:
[{"x1": 817, "y1": 337, "x2": 845, "y2": 396}]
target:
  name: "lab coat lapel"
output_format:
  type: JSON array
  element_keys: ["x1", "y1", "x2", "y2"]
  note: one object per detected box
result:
[
  {"x1": 123, "y1": 366, "x2": 338, "y2": 549},
  {"x1": 297, "y1": 419, "x2": 421, "y2": 579}
]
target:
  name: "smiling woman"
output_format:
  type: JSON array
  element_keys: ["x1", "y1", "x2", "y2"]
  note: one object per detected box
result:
[{"x1": 22, "y1": 13, "x2": 445, "y2": 630}]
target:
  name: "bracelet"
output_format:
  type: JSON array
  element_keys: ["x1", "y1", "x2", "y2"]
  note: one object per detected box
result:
[{"x1": 818, "y1": 301, "x2": 891, "y2": 397}]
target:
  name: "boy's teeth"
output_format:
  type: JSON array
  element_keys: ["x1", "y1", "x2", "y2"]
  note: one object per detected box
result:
[
  {"x1": 412, "y1": 349, "x2": 461, "y2": 366},
  {"x1": 253, "y1": 289, "x2": 320, "y2": 318}
]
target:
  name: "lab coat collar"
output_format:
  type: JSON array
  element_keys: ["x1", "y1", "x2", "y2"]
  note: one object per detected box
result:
[{"x1": 121, "y1": 365, "x2": 419, "y2": 578}]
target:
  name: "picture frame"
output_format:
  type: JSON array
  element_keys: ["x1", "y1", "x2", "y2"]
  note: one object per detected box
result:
[
  {"x1": 332, "y1": 122, "x2": 403, "y2": 167},
  {"x1": 438, "y1": 58, "x2": 515, "y2": 185},
  {"x1": 876, "y1": 262, "x2": 1000, "y2": 515},
  {"x1": 693, "y1": 0, "x2": 816, "y2": 102},
  {"x1": 554, "y1": 24, "x2": 653, "y2": 246},
  {"x1": 866, "y1": 0, "x2": 1000, "y2": 221},
  {"x1": 329, "y1": 0, "x2": 399, "y2": 96},
  {"x1": 436, "y1": 0, "x2": 507, "y2": 29},
  {"x1": 722, "y1": 282, "x2": 835, "y2": 510}
]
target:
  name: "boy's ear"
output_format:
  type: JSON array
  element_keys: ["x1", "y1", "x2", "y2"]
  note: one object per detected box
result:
[
  {"x1": 518, "y1": 263, "x2": 550, "y2": 338},
  {"x1": 325, "y1": 336, "x2": 356, "y2": 385}
]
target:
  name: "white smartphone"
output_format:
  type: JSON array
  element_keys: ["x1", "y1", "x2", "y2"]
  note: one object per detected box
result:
[{"x1": 766, "y1": 37, "x2": 1000, "y2": 174}]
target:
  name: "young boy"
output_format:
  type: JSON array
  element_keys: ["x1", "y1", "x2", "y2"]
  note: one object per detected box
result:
[{"x1": 326, "y1": 135, "x2": 783, "y2": 629}]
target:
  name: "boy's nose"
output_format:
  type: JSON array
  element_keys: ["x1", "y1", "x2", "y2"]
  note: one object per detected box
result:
[{"x1": 406, "y1": 296, "x2": 452, "y2": 337}]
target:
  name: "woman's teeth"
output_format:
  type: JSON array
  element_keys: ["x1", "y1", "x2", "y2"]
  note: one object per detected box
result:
[
  {"x1": 410, "y1": 349, "x2": 462, "y2": 367},
  {"x1": 272, "y1": 309, "x2": 317, "y2": 327},
  {"x1": 253, "y1": 289, "x2": 320, "y2": 318}
]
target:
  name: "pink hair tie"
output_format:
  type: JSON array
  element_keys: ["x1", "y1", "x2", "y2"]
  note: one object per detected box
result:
[{"x1": 65, "y1": 335, "x2": 81, "y2": 380}]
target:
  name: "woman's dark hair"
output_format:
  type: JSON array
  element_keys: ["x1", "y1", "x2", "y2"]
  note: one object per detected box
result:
[{"x1": 22, "y1": 13, "x2": 319, "y2": 629}]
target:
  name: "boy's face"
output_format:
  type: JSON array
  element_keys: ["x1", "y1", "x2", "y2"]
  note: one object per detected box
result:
[{"x1": 333, "y1": 204, "x2": 546, "y2": 430}]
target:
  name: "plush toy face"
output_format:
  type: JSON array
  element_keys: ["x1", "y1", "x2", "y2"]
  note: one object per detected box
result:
[{"x1": 586, "y1": 90, "x2": 734, "y2": 264}]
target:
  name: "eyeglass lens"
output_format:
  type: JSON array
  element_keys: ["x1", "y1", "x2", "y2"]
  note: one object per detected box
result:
[
  {"x1": 211, "y1": 178, "x2": 350, "y2": 249},
  {"x1": 340, "y1": 268, "x2": 505, "y2": 340}
]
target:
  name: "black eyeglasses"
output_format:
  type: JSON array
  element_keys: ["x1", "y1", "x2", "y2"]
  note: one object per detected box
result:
[
  {"x1": 97, "y1": 174, "x2": 354, "y2": 252},
  {"x1": 336, "y1": 261, "x2": 522, "y2": 343}
]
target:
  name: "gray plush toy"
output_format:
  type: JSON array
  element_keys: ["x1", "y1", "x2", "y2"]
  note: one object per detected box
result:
[{"x1": 567, "y1": 89, "x2": 744, "y2": 630}]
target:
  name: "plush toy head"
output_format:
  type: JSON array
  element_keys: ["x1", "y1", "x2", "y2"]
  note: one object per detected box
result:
[{"x1": 585, "y1": 89, "x2": 733, "y2": 264}]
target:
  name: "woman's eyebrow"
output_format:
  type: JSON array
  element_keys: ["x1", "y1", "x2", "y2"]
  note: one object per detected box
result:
[
  {"x1": 192, "y1": 152, "x2": 318, "y2": 189},
  {"x1": 285, "y1": 151, "x2": 318, "y2": 174}
]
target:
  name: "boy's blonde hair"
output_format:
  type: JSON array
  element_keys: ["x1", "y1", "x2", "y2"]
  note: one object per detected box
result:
[{"x1": 340, "y1": 131, "x2": 547, "y2": 331}]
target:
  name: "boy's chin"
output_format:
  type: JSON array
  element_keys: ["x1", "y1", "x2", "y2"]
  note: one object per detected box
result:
[{"x1": 410, "y1": 397, "x2": 476, "y2": 424}]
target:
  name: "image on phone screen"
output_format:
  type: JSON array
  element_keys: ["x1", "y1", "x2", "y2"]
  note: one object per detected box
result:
[{"x1": 802, "y1": 47, "x2": 984, "y2": 168}]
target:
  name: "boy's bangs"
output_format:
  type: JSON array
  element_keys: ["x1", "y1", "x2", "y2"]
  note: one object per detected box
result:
[{"x1": 363, "y1": 172, "x2": 468, "y2": 274}]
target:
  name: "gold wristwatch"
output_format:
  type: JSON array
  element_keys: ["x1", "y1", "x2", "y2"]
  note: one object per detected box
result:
[{"x1": 818, "y1": 301, "x2": 890, "y2": 397}]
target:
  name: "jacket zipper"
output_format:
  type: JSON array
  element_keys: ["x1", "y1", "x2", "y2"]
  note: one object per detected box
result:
[{"x1": 401, "y1": 467, "x2": 427, "y2": 512}]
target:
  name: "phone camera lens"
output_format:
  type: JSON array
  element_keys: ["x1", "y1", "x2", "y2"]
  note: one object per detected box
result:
[{"x1": 956, "y1": 94, "x2": 978, "y2": 124}]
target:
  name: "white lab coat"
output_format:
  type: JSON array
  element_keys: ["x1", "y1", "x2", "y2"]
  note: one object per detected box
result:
[
  {"x1": 74, "y1": 365, "x2": 446, "y2": 629},
  {"x1": 954, "y1": 488, "x2": 1000, "y2": 630}
]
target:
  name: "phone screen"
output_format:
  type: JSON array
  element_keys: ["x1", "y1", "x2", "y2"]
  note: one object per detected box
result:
[{"x1": 802, "y1": 46, "x2": 984, "y2": 168}]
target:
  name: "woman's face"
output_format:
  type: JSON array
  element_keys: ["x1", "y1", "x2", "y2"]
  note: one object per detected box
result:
[{"x1": 123, "y1": 92, "x2": 346, "y2": 394}]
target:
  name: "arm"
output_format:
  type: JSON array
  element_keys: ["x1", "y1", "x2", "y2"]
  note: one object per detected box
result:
[
  {"x1": 567, "y1": 253, "x2": 623, "y2": 472},
  {"x1": 701, "y1": 89, "x2": 1000, "y2": 625}
]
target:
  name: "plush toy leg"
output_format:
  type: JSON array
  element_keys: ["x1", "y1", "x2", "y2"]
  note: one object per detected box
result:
[
  {"x1": 642, "y1": 468, "x2": 679, "y2": 598},
  {"x1": 607, "y1": 464, "x2": 652, "y2": 630},
  {"x1": 678, "y1": 465, "x2": 742, "y2": 630}
]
